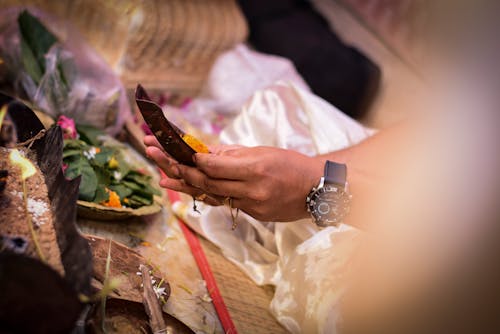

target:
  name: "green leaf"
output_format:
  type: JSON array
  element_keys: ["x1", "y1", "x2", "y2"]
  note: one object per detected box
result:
[
  {"x1": 64, "y1": 156, "x2": 98, "y2": 201},
  {"x1": 128, "y1": 194, "x2": 153, "y2": 207},
  {"x1": 93, "y1": 185, "x2": 109, "y2": 203},
  {"x1": 62, "y1": 149, "x2": 82, "y2": 159},
  {"x1": 149, "y1": 186, "x2": 162, "y2": 196},
  {"x1": 108, "y1": 184, "x2": 133, "y2": 200},
  {"x1": 18, "y1": 10, "x2": 57, "y2": 76},
  {"x1": 20, "y1": 36, "x2": 43, "y2": 84},
  {"x1": 64, "y1": 139, "x2": 88, "y2": 150},
  {"x1": 92, "y1": 147, "x2": 115, "y2": 167},
  {"x1": 76, "y1": 124, "x2": 105, "y2": 146},
  {"x1": 123, "y1": 197, "x2": 143, "y2": 208},
  {"x1": 121, "y1": 180, "x2": 144, "y2": 192},
  {"x1": 114, "y1": 152, "x2": 131, "y2": 178},
  {"x1": 124, "y1": 171, "x2": 151, "y2": 188},
  {"x1": 94, "y1": 167, "x2": 112, "y2": 186}
]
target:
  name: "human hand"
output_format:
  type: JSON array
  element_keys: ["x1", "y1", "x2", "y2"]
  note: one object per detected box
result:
[
  {"x1": 144, "y1": 135, "x2": 239, "y2": 206},
  {"x1": 169, "y1": 145, "x2": 324, "y2": 222}
]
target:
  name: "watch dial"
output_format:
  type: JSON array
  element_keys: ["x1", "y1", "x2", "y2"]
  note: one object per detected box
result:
[{"x1": 309, "y1": 185, "x2": 348, "y2": 226}]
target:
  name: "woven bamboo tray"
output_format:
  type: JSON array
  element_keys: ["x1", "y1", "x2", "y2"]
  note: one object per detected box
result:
[{"x1": 0, "y1": 0, "x2": 248, "y2": 96}]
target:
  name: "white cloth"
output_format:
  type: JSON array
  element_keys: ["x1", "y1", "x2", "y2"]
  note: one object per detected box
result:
[
  {"x1": 182, "y1": 44, "x2": 310, "y2": 136},
  {"x1": 173, "y1": 81, "x2": 373, "y2": 333}
]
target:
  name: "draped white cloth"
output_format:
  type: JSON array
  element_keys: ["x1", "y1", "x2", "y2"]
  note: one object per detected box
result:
[{"x1": 173, "y1": 81, "x2": 373, "y2": 333}]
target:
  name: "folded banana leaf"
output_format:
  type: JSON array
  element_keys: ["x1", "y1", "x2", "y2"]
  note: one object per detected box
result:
[
  {"x1": 1, "y1": 92, "x2": 92, "y2": 294},
  {"x1": 135, "y1": 84, "x2": 196, "y2": 166}
]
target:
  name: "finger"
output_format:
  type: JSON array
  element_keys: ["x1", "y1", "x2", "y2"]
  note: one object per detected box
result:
[
  {"x1": 144, "y1": 135, "x2": 163, "y2": 151},
  {"x1": 146, "y1": 146, "x2": 181, "y2": 179},
  {"x1": 160, "y1": 176, "x2": 225, "y2": 205},
  {"x1": 159, "y1": 177, "x2": 202, "y2": 196},
  {"x1": 193, "y1": 153, "x2": 251, "y2": 180},
  {"x1": 177, "y1": 164, "x2": 248, "y2": 197}
]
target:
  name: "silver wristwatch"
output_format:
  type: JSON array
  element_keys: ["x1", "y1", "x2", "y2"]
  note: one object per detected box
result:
[{"x1": 306, "y1": 161, "x2": 351, "y2": 227}]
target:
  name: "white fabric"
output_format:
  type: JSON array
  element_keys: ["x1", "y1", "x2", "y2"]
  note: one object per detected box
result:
[
  {"x1": 174, "y1": 81, "x2": 373, "y2": 333},
  {"x1": 182, "y1": 44, "x2": 310, "y2": 136}
]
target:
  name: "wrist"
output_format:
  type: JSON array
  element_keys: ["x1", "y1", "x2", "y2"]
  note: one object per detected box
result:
[{"x1": 299, "y1": 156, "x2": 325, "y2": 219}]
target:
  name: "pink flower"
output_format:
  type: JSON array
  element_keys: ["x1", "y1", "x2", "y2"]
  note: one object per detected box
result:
[
  {"x1": 62, "y1": 163, "x2": 68, "y2": 173},
  {"x1": 57, "y1": 115, "x2": 78, "y2": 139}
]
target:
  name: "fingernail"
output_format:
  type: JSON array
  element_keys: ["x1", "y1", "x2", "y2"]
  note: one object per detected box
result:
[{"x1": 192, "y1": 154, "x2": 198, "y2": 163}]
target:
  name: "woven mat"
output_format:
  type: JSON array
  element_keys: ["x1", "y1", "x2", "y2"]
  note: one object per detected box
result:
[{"x1": 199, "y1": 237, "x2": 289, "y2": 334}]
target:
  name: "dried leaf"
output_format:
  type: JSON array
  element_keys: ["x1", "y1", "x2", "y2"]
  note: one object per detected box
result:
[{"x1": 86, "y1": 236, "x2": 170, "y2": 304}]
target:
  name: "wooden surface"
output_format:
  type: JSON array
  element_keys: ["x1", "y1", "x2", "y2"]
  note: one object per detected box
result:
[
  {"x1": 78, "y1": 207, "x2": 289, "y2": 334},
  {"x1": 199, "y1": 237, "x2": 288, "y2": 334},
  {"x1": 78, "y1": 209, "x2": 224, "y2": 334}
]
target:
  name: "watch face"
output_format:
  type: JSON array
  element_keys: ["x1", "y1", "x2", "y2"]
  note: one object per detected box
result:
[{"x1": 308, "y1": 185, "x2": 348, "y2": 227}]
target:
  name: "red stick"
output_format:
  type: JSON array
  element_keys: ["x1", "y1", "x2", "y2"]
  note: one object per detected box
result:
[{"x1": 167, "y1": 189, "x2": 238, "y2": 334}]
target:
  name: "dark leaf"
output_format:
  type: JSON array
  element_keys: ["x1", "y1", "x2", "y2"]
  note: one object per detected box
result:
[
  {"x1": 6, "y1": 92, "x2": 92, "y2": 296},
  {"x1": 18, "y1": 10, "x2": 57, "y2": 76},
  {"x1": 20, "y1": 35, "x2": 43, "y2": 84},
  {"x1": 135, "y1": 84, "x2": 196, "y2": 167}
]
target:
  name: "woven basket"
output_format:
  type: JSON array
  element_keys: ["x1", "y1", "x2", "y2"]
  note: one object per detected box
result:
[{"x1": 0, "y1": 0, "x2": 248, "y2": 96}]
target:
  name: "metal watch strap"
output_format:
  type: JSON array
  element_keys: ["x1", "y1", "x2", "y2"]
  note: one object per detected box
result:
[{"x1": 324, "y1": 161, "x2": 347, "y2": 186}]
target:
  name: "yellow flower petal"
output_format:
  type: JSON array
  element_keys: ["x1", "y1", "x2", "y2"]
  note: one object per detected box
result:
[
  {"x1": 108, "y1": 156, "x2": 119, "y2": 169},
  {"x1": 9, "y1": 149, "x2": 36, "y2": 180},
  {"x1": 181, "y1": 133, "x2": 209, "y2": 153},
  {"x1": 0, "y1": 105, "x2": 7, "y2": 129}
]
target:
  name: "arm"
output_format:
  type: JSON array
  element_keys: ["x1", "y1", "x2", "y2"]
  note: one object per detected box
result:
[{"x1": 144, "y1": 123, "x2": 409, "y2": 226}]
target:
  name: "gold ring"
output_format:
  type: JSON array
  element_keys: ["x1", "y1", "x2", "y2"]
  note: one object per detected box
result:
[{"x1": 195, "y1": 193, "x2": 208, "y2": 201}]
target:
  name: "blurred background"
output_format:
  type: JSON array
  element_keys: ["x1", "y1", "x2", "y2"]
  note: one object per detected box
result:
[
  {"x1": 1, "y1": 1, "x2": 499, "y2": 333},
  {"x1": 0, "y1": 0, "x2": 426, "y2": 128}
]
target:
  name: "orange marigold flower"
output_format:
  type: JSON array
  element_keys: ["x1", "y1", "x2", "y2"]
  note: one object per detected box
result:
[
  {"x1": 102, "y1": 188, "x2": 121, "y2": 208},
  {"x1": 181, "y1": 133, "x2": 209, "y2": 153}
]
